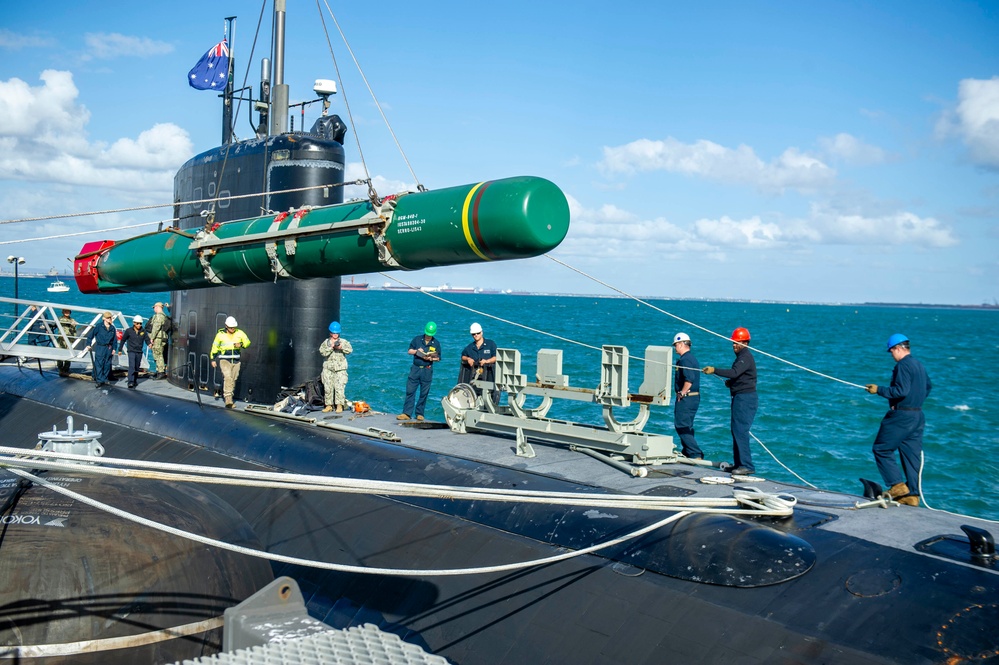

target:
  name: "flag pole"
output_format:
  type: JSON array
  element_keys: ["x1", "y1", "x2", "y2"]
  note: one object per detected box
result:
[{"x1": 222, "y1": 16, "x2": 236, "y2": 144}]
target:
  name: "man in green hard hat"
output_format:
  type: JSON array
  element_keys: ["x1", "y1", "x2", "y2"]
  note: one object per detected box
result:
[{"x1": 399, "y1": 321, "x2": 442, "y2": 421}]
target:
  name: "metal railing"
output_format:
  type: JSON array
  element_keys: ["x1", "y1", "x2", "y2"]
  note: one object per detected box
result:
[{"x1": 0, "y1": 297, "x2": 146, "y2": 369}]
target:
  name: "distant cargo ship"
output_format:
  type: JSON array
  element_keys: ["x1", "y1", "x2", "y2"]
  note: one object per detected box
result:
[
  {"x1": 381, "y1": 282, "x2": 419, "y2": 292},
  {"x1": 341, "y1": 277, "x2": 369, "y2": 291}
]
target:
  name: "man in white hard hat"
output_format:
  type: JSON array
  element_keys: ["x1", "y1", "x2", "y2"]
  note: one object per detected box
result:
[
  {"x1": 460, "y1": 322, "x2": 498, "y2": 394},
  {"x1": 672, "y1": 332, "x2": 703, "y2": 460},
  {"x1": 210, "y1": 315, "x2": 251, "y2": 408},
  {"x1": 118, "y1": 314, "x2": 150, "y2": 389}
]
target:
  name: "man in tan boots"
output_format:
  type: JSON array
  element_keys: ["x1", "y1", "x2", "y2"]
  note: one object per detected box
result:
[{"x1": 866, "y1": 334, "x2": 932, "y2": 507}]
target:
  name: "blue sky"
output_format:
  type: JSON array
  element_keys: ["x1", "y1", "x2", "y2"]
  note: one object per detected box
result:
[{"x1": 1, "y1": 1, "x2": 997, "y2": 304}]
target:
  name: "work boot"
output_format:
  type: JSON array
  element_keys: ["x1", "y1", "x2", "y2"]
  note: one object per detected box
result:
[
  {"x1": 887, "y1": 483, "x2": 910, "y2": 499},
  {"x1": 416, "y1": 415, "x2": 425, "y2": 421},
  {"x1": 225, "y1": 401, "x2": 234, "y2": 409},
  {"x1": 322, "y1": 405, "x2": 333, "y2": 413},
  {"x1": 397, "y1": 414, "x2": 410, "y2": 420},
  {"x1": 335, "y1": 405, "x2": 343, "y2": 413},
  {"x1": 897, "y1": 495, "x2": 920, "y2": 507}
]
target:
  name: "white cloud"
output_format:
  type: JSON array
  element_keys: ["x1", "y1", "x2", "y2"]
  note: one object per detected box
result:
[
  {"x1": 343, "y1": 162, "x2": 415, "y2": 201},
  {"x1": 0, "y1": 70, "x2": 192, "y2": 194},
  {"x1": 598, "y1": 137, "x2": 836, "y2": 193},
  {"x1": 83, "y1": 33, "x2": 174, "y2": 60},
  {"x1": 560, "y1": 194, "x2": 717, "y2": 259},
  {"x1": 818, "y1": 133, "x2": 886, "y2": 165},
  {"x1": 937, "y1": 76, "x2": 999, "y2": 168},
  {"x1": 809, "y1": 205, "x2": 957, "y2": 248},
  {"x1": 0, "y1": 29, "x2": 55, "y2": 50}
]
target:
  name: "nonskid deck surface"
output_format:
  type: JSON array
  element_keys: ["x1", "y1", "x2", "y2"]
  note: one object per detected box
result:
[{"x1": 2, "y1": 362, "x2": 995, "y2": 568}]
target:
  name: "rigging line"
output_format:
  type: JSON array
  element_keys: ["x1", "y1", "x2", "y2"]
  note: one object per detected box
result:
[
  {"x1": 546, "y1": 254, "x2": 866, "y2": 390},
  {"x1": 319, "y1": 0, "x2": 423, "y2": 190},
  {"x1": 378, "y1": 273, "x2": 604, "y2": 354},
  {"x1": 316, "y1": 0, "x2": 372, "y2": 193},
  {"x1": 376, "y1": 273, "x2": 692, "y2": 373},
  {"x1": 749, "y1": 431, "x2": 817, "y2": 489},
  {"x1": 230, "y1": 2, "x2": 268, "y2": 141},
  {"x1": 0, "y1": 221, "x2": 161, "y2": 246},
  {"x1": 0, "y1": 182, "x2": 350, "y2": 227},
  {"x1": 9, "y1": 465, "x2": 694, "y2": 576}
]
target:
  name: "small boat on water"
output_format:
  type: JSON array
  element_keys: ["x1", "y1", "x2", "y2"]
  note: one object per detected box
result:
[{"x1": 45, "y1": 280, "x2": 69, "y2": 293}]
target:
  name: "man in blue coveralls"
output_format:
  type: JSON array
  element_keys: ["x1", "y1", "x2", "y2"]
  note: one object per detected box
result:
[
  {"x1": 866, "y1": 333, "x2": 932, "y2": 507},
  {"x1": 672, "y1": 332, "x2": 702, "y2": 460},
  {"x1": 704, "y1": 327, "x2": 757, "y2": 475},
  {"x1": 398, "y1": 321, "x2": 442, "y2": 421}
]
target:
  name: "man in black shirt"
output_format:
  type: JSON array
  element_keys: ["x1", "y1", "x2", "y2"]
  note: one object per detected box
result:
[{"x1": 704, "y1": 327, "x2": 757, "y2": 475}]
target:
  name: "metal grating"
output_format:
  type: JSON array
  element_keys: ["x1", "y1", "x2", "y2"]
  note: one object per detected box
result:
[{"x1": 172, "y1": 623, "x2": 449, "y2": 665}]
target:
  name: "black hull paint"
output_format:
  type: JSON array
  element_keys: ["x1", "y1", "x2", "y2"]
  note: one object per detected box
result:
[{"x1": 2, "y1": 371, "x2": 996, "y2": 664}]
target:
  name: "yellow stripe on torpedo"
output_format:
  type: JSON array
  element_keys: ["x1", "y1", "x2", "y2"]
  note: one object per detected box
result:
[{"x1": 461, "y1": 182, "x2": 490, "y2": 262}]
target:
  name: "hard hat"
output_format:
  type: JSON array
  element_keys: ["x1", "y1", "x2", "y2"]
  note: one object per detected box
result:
[
  {"x1": 672, "y1": 333, "x2": 690, "y2": 344},
  {"x1": 469, "y1": 322, "x2": 483, "y2": 334},
  {"x1": 133, "y1": 315, "x2": 143, "y2": 323},
  {"x1": 225, "y1": 316, "x2": 238, "y2": 328},
  {"x1": 424, "y1": 321, "x2": 437, "y2": 336},
  {"x1": 731, "y1": 327, "x2": 751, "y2": 342},
  {"x1": 886, "y1": 333, "x2": 908, "y2": 352},
  {"x1": 329, "y1": 321, "x2": 342, "y2": 334},
  {"x1": 153, "y1": 302, "x2": 163, "y2": 308}
]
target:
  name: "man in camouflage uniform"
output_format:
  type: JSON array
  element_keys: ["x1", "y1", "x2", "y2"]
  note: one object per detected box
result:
[
  {"x1": 319, "y1": 321, "x2": 352, "y2": 413},
  {"x1": 148, "y1": 302, "x2": 171, "y2": 379},
  {"x1": 56, "y1": 308, "x2": 77, "y2": 376}
]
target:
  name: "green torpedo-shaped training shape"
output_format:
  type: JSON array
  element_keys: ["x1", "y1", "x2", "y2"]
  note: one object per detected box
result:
[{"x1": 74, "y1": 176, "x2": 569, "y2": 294}]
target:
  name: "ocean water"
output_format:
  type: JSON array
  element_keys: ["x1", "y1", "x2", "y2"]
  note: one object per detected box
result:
[{"x1": 4, "y1": 276, "x2": 998, "y2": 522}]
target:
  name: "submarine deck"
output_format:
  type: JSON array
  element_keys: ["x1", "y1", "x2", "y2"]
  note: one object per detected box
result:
[{"x1": 3, "y1": 360, "x2": 995, "y2": 568}]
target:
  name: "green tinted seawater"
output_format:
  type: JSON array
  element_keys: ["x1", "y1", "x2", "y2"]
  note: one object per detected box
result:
[{"x1": 5, "y1": 277, "x2": 998, "y2": 521}]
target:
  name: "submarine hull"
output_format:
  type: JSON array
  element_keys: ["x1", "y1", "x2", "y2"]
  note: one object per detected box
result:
[{"x1": 1, "y1": 372, "x2": 996, "y2": 664}]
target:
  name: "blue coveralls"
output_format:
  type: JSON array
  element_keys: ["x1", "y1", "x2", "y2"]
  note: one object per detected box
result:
[
  {"x1": 403, "y1": 334, "x2": 441, "y2": 418},
  {"x1": 674, "y1": 349, "x2": 702, "y2": 459},
  {"x1": 87, "y1": 322, "x2": 118, "y2": 385},
  {"x1": 873, "y1": 354, "x2": 932, "y2": 495},
  {"x1": 713, "y1": 347, "x2": 758, "y2": 472}
]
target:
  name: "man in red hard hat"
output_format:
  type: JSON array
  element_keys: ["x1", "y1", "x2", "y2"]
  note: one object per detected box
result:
[{"x1": 704, "y1": 327, "x2": 758, "y2": 475}]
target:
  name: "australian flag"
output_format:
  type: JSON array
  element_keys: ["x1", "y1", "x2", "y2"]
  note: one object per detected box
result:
[{"x1": 188, "y1": 39, "x2": 230, "y2": 90}]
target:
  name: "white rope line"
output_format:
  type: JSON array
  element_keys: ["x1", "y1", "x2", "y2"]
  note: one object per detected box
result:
[
  {"x1": 379, "y1": 273, "x2": 605, "y2": 354},
  {"x1": 0, "y1": 221, "x2": 162, "y2": 246},
  {"x1": 0, "y1": 182, "x2": 356, "y2": 227},
  {"x1": 0, "y1": 448, "x2": 794, "y2": 515},
  {"x1": 0, "y1": 617, "x2": 224, "y2": 659},
  {"x1": 319, "y1": 0, "x2": 422, "y2": 190},
  {"x1": 546, "y1": 255, "x2": 866, "y2": 390},
  {"x1": 8, "y1": 466, "x2": 695, "y2": 576},
  {"x1": 749, "y1": 432, "x2": 817, "y2": 489}
]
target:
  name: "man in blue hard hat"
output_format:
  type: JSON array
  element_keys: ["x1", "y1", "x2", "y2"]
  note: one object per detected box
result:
[
  {"x1": 865, "y1": 334, "x2": 932, "y2": 506},
  {"x1": 398, "y1": 321, "x2": 442, "y2": 421},
  {"x1": 320, "y1": 321, "x2": 352, "y2": 413}
]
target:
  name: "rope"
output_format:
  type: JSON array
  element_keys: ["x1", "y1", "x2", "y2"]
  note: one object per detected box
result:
[
  {"x1": 315, "y1": 0, "x2": 373, "y2": 198},
  {"x1": 546, "y1": 255, "x2": 866, "y2": 390},
  {"x1": 0, "y1": 182, "x2": 353, "y2": 227},
  {"x1": 0, "y1": 448, "x2": 795, "y2": 516},
  {"x1": 8, "y1": 466, "x2": 694, "y2": 576},
  {"x1": 0, "y1": 221, "x2": 161, "y2": 245},
  {"x1": 0, "y1": 617, "x2": 223, "y2": 659},
  {"x1": 750, "y1": 432, "x2": 817, "y2": 489},
  {"x1": 318, "y1": 0, "x2": 424, "y2": 191}
]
